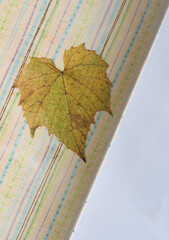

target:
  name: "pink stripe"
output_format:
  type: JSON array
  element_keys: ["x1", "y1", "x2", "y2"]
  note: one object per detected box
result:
[
  {"x1": 5, "y1": 135, "x2": 54, "y2": 240},
  {"x1": 45, "y1": 0, "x2": 72, "y2": 57},
  {"x1": 0, "y1": 0, "x2": 39, "y2": 89},
  {"x1": 0, "y1": 110, "x2": 22, "y2": 163},
  {"x1": 91, "y1": 0, "x2": 114, "y2": 49},
  {"x1": 35, "y1": 154, "x2": 75, "y2": 239}
]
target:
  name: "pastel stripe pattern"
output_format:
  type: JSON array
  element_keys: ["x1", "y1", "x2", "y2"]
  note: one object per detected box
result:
[{"x1": 0, "y1": 0, "x2": 168, "y2": 239}]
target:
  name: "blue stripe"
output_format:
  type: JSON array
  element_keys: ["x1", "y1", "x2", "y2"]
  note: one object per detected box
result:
[
  {"x1": 0, "y1": 0, "x2": 30, "y2": 67},
  {"x1": 12, "y1": 138, "x2": 58, "y2": 239},
  {"x1": 0, "y1": 0, "x2": 48, "y2": 106},
  {"x1": 47, "y1": 0, "x2": 152, "y2": 238},
  {"x1": 10, "y1": 1, "x2": 84, "y2": 238},
  {"x1": 85, "y1": 0, "x2": 105, "y2": 44},
  {"x1": 45, "y1": 158, "x2": 81, "y2": 239},
  {"x1": 0, "y1": 120, "x2": 26, "y2": 185},
  {"x1": 0, "y1": 131, "x2": 48, "y2": 238},
  {"x1": 52, "y1": 0, "x2": 83, "y2": 61},
  {"x1": 69, "y1": 1, "x2": 167, "y2": 237},
  {"x1": 65, "y1": 0, "x2": 152, "y2": 237},
  {"x1": 96, "y1": 0, "x2": 121, "y2": 53}
]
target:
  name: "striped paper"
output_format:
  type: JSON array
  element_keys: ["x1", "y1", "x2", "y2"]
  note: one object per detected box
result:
[{"x1": 0, "y1": 0, "x2": 168, "y2": 239}]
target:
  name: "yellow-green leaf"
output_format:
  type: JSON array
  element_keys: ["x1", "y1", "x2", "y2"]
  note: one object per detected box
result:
[{"x1": 13, "y1": 43, "x2": 112, "y2": 162}]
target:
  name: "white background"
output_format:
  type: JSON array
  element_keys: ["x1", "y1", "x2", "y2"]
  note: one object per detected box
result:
[{"x1": 71, "y1": 9, "x2": 169, "y2": 240}]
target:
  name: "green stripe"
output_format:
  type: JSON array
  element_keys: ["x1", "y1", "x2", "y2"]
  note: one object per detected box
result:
[
  {"x1": 33, "y1": 0, "x2": 61, "y2": 57},
  {"x1": 24, "y1": 148, "x2": 68, "y2": 239},
  {"x1": 55, "y1": 1, "x2": 152, "y2": 237},
  {"x1": 105, "y1": 0, "x2": 133, "y2": 61},
  {"x1": 72, "y1": 0, "x2": 96, "y2": 46},
  {"x1": 0, "y1": 93, "x2": 19, "y2": 141},
  {"x1": 0, "y1": 0, "x2": 62, "y2": 231}
]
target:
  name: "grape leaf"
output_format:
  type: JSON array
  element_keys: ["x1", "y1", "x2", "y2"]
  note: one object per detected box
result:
[{"x1": 13, "y1": 43, "x2": 112, "y2": 162}]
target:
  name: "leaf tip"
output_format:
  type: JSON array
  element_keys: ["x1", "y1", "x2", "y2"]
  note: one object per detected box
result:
[
  {"x1": 81, "y1": 155, "x2": 86, "y2": 163},
  {"x1": 19, "y1": 99, "x2": 23, "y2": 105},
  {"x1": 109, "y1": 108, "x2": 113, "y2": 117},
  {"x1": 30, "y1": 127, "x2": 36, "y2": 138},
  {"x1": 79, "y1": 42, "x2": 85, "y2": 49},
  {"x1": 12, "y1": 83, "x2": 17, "y2": 88}
]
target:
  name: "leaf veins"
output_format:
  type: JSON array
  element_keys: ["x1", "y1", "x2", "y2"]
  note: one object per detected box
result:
[{"x1": 13, "y1": 43, "x2": 113, "y2": 162}]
